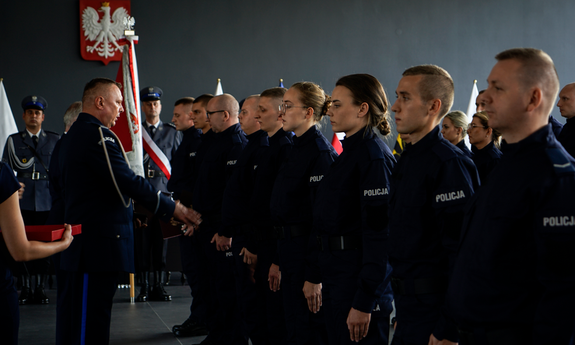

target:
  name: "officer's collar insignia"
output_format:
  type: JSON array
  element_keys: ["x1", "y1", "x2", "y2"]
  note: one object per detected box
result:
[{"x1": 22, "y1": 158, "x2": 27, "y2": 163}]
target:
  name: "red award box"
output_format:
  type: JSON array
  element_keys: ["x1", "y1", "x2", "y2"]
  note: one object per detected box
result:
[{"x1": 24, "y1": 224, "x2": 82, "y2": 242}]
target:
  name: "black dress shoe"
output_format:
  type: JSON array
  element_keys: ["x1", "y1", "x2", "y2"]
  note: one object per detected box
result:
[
  {"x1": 34, "y1": 286, "x2": 50, "y2": 304},
  {"x1": 19, "y1": 287, "x2": 32, "y2": 305},
  {"x1": 172, "y1": 317, "x2": 209, "y2": 337},
  {"x1": 149, "y1": 283, "x2": 171, "y2": 301}
]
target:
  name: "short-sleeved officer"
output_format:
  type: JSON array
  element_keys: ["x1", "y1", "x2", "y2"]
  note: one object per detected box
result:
[
  {"x1": 135, "y1": 86, "x2": 182, "y2": 302},
  {"x1": 2, "y1": 95, "x2": 59, "y2": 305},
  {"x1": 388, "y1": 65, "x2": 479, "y2": 344},
  {"x1": 191, "y1": 94, "x2": 247, "y2": 345},
  {"x1": 448, "y1": 48, "x2": 575, "y2": 345}
]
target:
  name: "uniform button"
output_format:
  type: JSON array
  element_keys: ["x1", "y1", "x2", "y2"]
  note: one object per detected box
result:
[{"x1": 116, "y1": 235, "x2": 120, "y2": 238}]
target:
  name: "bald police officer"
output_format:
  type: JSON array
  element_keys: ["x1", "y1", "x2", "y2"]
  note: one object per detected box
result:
[{"x1": 2, "y1": 95, "x2": 59, "y2": 305}]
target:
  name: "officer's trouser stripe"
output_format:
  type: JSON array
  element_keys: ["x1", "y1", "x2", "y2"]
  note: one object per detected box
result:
[{"x1": 81, "y1": 273, "x2": 89, "y2": 345}]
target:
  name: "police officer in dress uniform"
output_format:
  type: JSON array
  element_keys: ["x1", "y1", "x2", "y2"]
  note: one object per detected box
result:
[
  {"x1": 172, "y1": 94, "x2": 214, "y2": 338},
  {"x1": 448, "y1": 48, "x2": 575, "y2": 345},
  {"x1": 218, "y1": 94, "x2": 269, "y2": 344},
  {"x1": 55, "y1": 78, "x2": 201, "y2": 345},
  {"x1": 557, "y1": 83, "x2": 575, "y2": 157},
  {"x1": 135, "y1": 86, "x2": 182, "y2": 302},
  {"x1": 387, "y1": 65, "x2": 479, "y2": 345},
  {"x1": 271, "y1": 82, "x2": 336, "y2": 345},
  {"x1": 1, "y1": 95, "x2": 59, "y2": 305},
  {"x1": 312, "y1": 75, "x2": 395, "y2": 345},
  {"x1": 191, "y1": 94, "x2": 247, "y2": 345}
]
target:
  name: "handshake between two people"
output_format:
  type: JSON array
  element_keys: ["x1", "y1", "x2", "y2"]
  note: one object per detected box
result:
[{"x1": 172, "y1": 201, "x2": 202, "y2": 236}]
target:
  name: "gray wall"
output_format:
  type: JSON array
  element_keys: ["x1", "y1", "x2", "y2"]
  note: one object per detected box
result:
[{"x1": 2, "y1": 0, "x2": 574, "y2": 142}]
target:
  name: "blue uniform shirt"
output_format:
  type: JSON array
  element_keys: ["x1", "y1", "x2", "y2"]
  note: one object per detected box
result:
[
  {"x1": 2, "y1": 129, "x2": 59, "y2": 212},
  {"x1": 558, "y1": 116, "x2": 575, "y2": 158},
  {"x1": 549, "y1": 114, "x2": 563, "y2": 137},
  {"x1": 167, "y1": 126, "x2": 202, "y2": 200},
  {"x1": 313, "y1": 127, "x2": 395, "y2": 313},
  {"x1": 192, "y1": 123, "x2": 247, "y2": 226},
  {"x1": 471, "y1": 141, "x2": 502, "y2": 184},
  {"x1": 58, "y1": 113, "x2": 175, "y2": 273},
  {"x1": 220, "y1": 129, "x2": 268, "y2": 238},
  {"x1": 143, "y1": 121, "x2": 182, "y2": 192},
  {"x1": 448, "y1": 124, "x2": 575, "y2": 343},
  {"x1": 388, "y1": 125, "x2": 479, "y2": 339}
]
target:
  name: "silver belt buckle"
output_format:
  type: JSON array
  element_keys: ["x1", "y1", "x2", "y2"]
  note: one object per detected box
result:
[
  {"x1": 32, "y1": 172, "x2": 40, "y2": 180},
  {"x1": 147, "y1": 170, "x2": 155, "y2": 178}
]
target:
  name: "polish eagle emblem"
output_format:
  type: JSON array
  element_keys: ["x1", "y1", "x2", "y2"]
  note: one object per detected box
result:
[{"x1": 82, "y1": 2, "x2": 128, "y2": 59}]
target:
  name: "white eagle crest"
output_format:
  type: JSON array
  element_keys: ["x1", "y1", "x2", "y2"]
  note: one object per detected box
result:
[{"x1": 82, "y1": 3, "x2": 128, "y2": 58}]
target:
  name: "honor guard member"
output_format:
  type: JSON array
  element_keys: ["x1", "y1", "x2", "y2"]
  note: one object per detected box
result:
[
  {"x1": 191, "y1": 94, "x2": 247, "y2": 345},
  {"x1": 468, "y1": 111, "x2": 502, "y2": 184},
  {"x1": 557, "y1": 83, "x2": 575, "y2": 157},
  {"x1": 2, "y1": 95, "x2": 59, "y2": 305},
  {"x1": 239, "y1": 87, "x2": 292, "y2": 344},
  {"x1": 172, "y1": 94, "x2": 214, "y2": 338},
  {"x1": 448, "y1": 48, "x2": 575, "y2": 345},
  {"x1": 135, "y1": 86, "x2": 182, "y2": 302},
  {"x1": 312, "y1": 75, "x2": 395, "y2": 345},
  {"x1": 219, "y1": 94, "x2": 269, "y2": 344},
  {"x1": 388, "y1": 65, "x2": 479, "y2": 345},
  {"x1": 56, "y1": 78, "x2": 201, "y2": 345},
  {"x1": 271, "y1": 81, "x2": 337, "y2": 345}
]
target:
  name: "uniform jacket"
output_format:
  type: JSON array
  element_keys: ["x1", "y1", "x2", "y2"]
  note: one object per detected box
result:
[
  {"x1": 448, "y1": 124, "x2": 575, "y2": 343},
  {"x1": 58, "y1": 113, "x2": 175, "y2": 273},
  {"x1": 167, "y1": 126, "x2": 202, "y2": 200},
  {"x1": 388, "y1": 125, "x2": 479, "y2": 340},
  {"x1": 143, "y1": 120, "x2": 182, "y2": 192},
  {"x1": 456, "y1": 139, "x2": 473, "y2": 159},
  {"x1": 471, "y1": 141, "x2": 502, "y2": 184},
  {"x1": 558, "y1": 116, "x2": 575, "y2": 158},
  {"x1": 313, "y1": 127, "x2": 395, "y2": 313},
  {"x1": 2, "y1": 129, "x2": 59, "y2": 211}
]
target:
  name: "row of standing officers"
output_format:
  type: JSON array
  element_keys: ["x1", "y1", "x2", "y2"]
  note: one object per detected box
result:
[{"x1": 2, "y1": 46, "x2": 575, "y2": 345}]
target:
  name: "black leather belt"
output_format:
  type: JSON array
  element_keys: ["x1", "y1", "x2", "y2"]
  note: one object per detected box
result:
[
  {"x1": 275, "y1": 225, "x2": 310, "y2": 239},
  {"x1": 146, "y1": 169, "x2": 165, "y2": 178},
  {"x1": 18, "y1": 172, "x2": 48, "y2": 180},
  {"x1": 458, "y1": 325, "x2": 531, "y2": 345},
  {"x1": 391, "y1": 276, "x2": 448, "y2": 295},
  {"x1": 318, "y1": 235, "x2": 361, "y2": 251}
]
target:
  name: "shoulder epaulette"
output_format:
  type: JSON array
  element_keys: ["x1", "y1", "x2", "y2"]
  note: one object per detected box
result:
[
  {"x1": 545, "y1": 148, "x2": 575, "y2": 175},
  {"x1": 232, "y1": 133, "x2": 243, "y2": 145},
  {"x1": 279, "y1": 135, "x2": 292, "y2": 147},
  {"x1": 44, "y1": 130, "x2": 60, "y2": 137},
  {"x1": 260, "y1": 135, "x2": 270, "y2": 147},
  {"x1": 315, "y1": 137, "x2": 331, "y2": 152},
  {"x1": 365, "y1": 138, "x2": 385, "y2": 161},
  {"x1": 165, "y1": 122, "x2": 176, "y2": 129},
  {"x1": 432, "y1": 141, "x2": 457, "y2": 162}
]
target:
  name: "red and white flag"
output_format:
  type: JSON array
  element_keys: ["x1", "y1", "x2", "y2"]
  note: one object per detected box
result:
[
  {"x1": 0, "y1": 80, "x2": 18, "y2": 155},
  {"x1": 331, "y1": 132, "x2": 344, "y2": 154},
  {"x1": 112, "y1": 34, "x2": 144, "y2": 177}
]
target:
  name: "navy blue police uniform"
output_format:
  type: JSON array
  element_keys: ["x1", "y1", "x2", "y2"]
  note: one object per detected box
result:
[
  {"x1": 220, "y1": 128, "x2": 268, "y2": 344},
  {"x1": 56, "y1": 113, "x2": 175, "y2": 345},
  {"x1": 270, "y1": 125, "x2": 337, "y2": 345},
  {"x1": 387, "y1": 126, "x2": 479, "y2": 344},
  {"x1": 192, "y1": 123, "x2": 247, "y2": 345},
  {"x1": 312, "y1": 127, "x2": 395, "y2": 345},
  {"x1": 455, "y1": 140, "x2": 473, "y2": 159},
  {"x1": 2, "y1": 95, "x2": 59, "y2": 304},
  {"x1": 471, "y1": 141, "x2": 502, "y2": 184},
  {"x1": 0, "y1": 162, "x2": 24, "y2": 345},
  {"x1": 136, "y1": 86, "x2": 182, "y2": 301},
  {"x1": 166, "y1": 125, "x2": 208, "y2": 336},
  {"x1": 549, "y1": 114, "x2": 563, "y2": 137},
  {"x1": 448, "y1": 125, "x2": 575, "y2": 345},
  {"x1": 558, "y1": 116, "x2": 575, "y2": 158},
  {"x1": 243, "y1": 128, "x2": 293, "y2": 344}
]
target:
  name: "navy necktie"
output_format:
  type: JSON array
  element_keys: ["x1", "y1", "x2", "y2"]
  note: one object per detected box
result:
[{"x1": 32, "y1": 135, "x2": 38, "y2": 148}]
